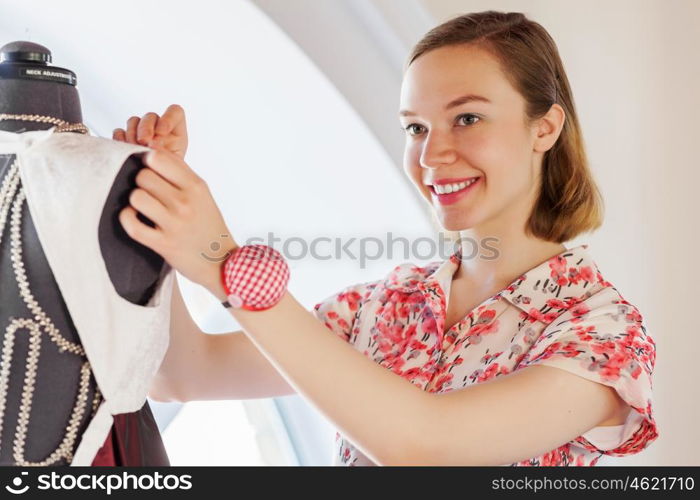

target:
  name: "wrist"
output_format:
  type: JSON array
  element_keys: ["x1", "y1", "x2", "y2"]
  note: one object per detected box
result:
[{"x1": 205, "y1": 243, "x2": 240, "y2": 302}]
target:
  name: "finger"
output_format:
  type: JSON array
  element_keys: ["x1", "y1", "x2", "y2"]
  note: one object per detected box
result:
[
  {"x1": 126, "y1": 116, "x2": 140, "y2": 144},
  {"x1": 128, "y1": 187, "x2": 171, "y2": 229},
  {"x1": 119, "y1": 205, "x2": 165, "y2": 253},
  {"x1": 143, "y1": 149, "x2": 198, "y2": 190},
  {"x1": 155, "y1": 104, "x2": 187, "y2": 140},
  {"x1": 135, "y1": 166, "x2": 182, "y2": 211},
  {"x1": 137, "y1": 113, "x2": 159, "y2": 145},
  {"x1": 113, "y1": 128, "x2": 126, "y2": 142}
]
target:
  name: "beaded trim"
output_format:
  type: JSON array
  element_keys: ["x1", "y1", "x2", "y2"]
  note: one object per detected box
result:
[
  {"x1": 0, "y1": 113, "x2": 88, "y2": 135},
  {"x1": 0, "y1": 154, "x2": 100, "y2": 465}
]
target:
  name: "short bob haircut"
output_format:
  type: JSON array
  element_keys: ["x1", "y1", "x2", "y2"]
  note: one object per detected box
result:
[{"x1": 406, "y1": 11, "x2": 604, "y2": 244}]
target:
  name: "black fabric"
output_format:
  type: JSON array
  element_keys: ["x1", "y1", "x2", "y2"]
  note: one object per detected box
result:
[
  {"x1": 0, "y1": 153, "x2": 98, "y2": 465},
  {"x1": 98, "y1": 153, "x2": 166, "y2": 306}
]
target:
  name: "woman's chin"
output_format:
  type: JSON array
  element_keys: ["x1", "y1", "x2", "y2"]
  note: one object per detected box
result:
[{"x1": 435, "y1": 212, "x2": 479, "y2": 232}]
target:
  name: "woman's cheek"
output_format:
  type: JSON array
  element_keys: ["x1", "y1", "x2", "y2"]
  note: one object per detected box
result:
[{"x1": 403, "y1": 148, "x2": 424, "y2": 189}]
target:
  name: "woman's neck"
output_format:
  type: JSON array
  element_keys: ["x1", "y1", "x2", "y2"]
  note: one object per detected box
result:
[{"x1": 453, "y1": 228, "x2": 566, "y2": 291}]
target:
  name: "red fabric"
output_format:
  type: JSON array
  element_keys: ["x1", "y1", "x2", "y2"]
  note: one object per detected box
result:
[
  {"x1": 90, "y1": 424, "x2": 117, "y2": 466},
  {"x1": 90, "y1": 403, "x2": 169, "y2": 466}
]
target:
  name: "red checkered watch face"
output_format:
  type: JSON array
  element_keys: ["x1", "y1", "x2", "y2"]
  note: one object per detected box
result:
[{"x1": 222, "y1": 245, "x2": 290, "y2": 310}]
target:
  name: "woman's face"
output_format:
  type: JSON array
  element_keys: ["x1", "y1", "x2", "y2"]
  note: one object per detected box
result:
[{"x1": 400, "y1": 44, "x2": 543, "y2": 234}]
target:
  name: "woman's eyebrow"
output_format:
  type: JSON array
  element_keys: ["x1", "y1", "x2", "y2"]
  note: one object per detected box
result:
[{"x1": 399, "y1": 93, "x2": 492, "y2": 117}]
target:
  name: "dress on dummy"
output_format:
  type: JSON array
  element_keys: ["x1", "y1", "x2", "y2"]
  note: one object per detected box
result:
[{"x1": 0, "y1": 42, "x2": 174, "y2": 466}]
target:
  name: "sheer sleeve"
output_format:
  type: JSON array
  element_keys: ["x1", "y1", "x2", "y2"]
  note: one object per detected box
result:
[
  {"x1": 519, "y1": 290, "x2": 658, "y2": 457},
  {"x1": 311, "y1": 280, "x2": 379, "y2": 345}
]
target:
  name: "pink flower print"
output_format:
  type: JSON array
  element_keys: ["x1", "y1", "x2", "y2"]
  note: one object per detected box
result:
[
  {"x1": 564, "y1": 296, "x2": 586, "y2": 309},
  {"x1": 524, "y1": 308, "x2": 546, "y2": 323},
  {"x1": 543, "y1": 311, "x2": 561, "y2": 323},
  {"x1": 402, "y1": 367, "x2": 422, "y2": 379},
  {"x1": 578, "y1": 265, "x2": 595, "y2": 282},
  {"x1": 569, "y1": 303, "x2": 591, "y2": 322},
  {"x1": 384, "y1": 354, "x2": 406, "y2": 372},
  {"x1": 572, "y1": 324, "x2": 595, "y2": 342},
  {"x1": 403, "y1": 323, "x2": 417, "y2": 339},
  {"x1": 397, "y1": 303, "x2": 411, "y2": 320},
  {"x1": 477, "y1": 363, "x2": 501, "y2": 382},
  {"x1": 422, "y1": 314, "x2": 437, "y2": 334},
  {"x1": 377, "y1": 339, "x2": 393, "y2": 354},
  {"x1": 567, "y1": 267, "x2": 581, "y2": 284},
  {"x1": 385, "y1": 323, "x2": 406, "y2": 344},
  {"x1": 444, "y1": 330, "x2": 458, "y2": 345},
  {"x1": 475, "y1": 308, "x2": 496, "y2": 324},
  {"x1": 597, "y1": 351, "x2": 630, "y2": 381},
  {"x1": 549, "y1": 255, "x2": 569, "y2": 286},
  {"x1": 388, "y1": 290, "x2": 405, "y2": 304},
  {"x1": 468, "y1": 319, "x2": 499, "y2": 337},
  {"x1": 481, "y1": 350, "x2": 504, "y2": 365},
  {"x1": 626, "y1": 307, "x2": 643, "y2": 324},
  {"x1": 407, "y1": 292, "x2": 424, "y2": 304},
  {"x1": 597, "y1": 270, "x2": 612, "y2": 287},
  {"x1": 535, "y1": 341, "x2": 562, "y2": 362},
  {"x1": 546, "y1": 298, "x2": 569, "y2": 310},
  {"x1": 627, "y1": 359, "x2": 643, "y2": 379},
  {"x1": 591, "y1": 339, "x2": 617, "y2": 357},
  {"x1": 337, "y1": 290, "x2": 363, "y2": 312},
  {"x1": 433, "y1": 373, "x2": 453, "y2": 392},
  {"x1": 381, "y1": 305, "x2": 396, "y2": 322}
]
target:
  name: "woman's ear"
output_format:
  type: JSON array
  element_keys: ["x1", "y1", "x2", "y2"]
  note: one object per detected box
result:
[{"x1": 533, "y1": 103, "x2": 566, "y2": 153}]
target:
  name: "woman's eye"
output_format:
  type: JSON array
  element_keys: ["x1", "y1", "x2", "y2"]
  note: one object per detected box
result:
[
  {"x1": 403, "y1": 123, "x2": 425, "y2": 136},
  {"x1": 402, "y1": 114, "x2": 480, "y2": 136},
  {"x1": 457, "y1": 113, "x2": 480, "y2": 126}
]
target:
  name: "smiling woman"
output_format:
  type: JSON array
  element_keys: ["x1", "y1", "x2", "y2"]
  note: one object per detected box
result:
[{"x1": 114, "y1": 10, "x2": 658, "y2": 466}]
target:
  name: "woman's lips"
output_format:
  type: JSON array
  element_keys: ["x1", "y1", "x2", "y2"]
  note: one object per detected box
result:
[{"x1": 429, "y1": 177, "x2": 481, "y2": 206}]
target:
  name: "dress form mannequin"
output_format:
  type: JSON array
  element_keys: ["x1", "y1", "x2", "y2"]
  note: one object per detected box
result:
[{"x1": 0, "y1": 41, "x2": 169, "y2": 465}]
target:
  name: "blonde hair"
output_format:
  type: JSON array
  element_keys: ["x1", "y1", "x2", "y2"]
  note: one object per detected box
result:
[{"x1": 408, "y1": 11, "x2": 604, "y2": 244}]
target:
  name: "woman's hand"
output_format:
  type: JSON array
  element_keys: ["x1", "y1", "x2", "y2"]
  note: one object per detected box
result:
[
  {"x1": 113, "y1": 104, "x2": 188, "y2": 159},
  {"x1": 117, "y1": 142, "x2": 238, "y2": 301}
]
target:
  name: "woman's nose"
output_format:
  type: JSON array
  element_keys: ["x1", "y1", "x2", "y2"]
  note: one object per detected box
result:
[{"x1": 419, "y1": 131, "x2": 458, "y2": 169}]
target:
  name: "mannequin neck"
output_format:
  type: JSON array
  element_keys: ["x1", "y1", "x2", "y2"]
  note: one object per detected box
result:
[{"x1": 0, "y1": 78, "x2": 83, "y2": 133}]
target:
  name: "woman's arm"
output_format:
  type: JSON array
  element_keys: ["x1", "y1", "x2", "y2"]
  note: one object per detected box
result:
[
  {"x1": 149, "y1": 277, "x2": 295, "y2": 402},
  {"x1": 224, "y1": 290, "x2": 625, "y2": 466}
]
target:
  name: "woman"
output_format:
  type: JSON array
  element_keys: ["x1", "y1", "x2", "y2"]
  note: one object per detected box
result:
[{"x1": 114, "y1": 11, "x2": 658, "y2": 466}]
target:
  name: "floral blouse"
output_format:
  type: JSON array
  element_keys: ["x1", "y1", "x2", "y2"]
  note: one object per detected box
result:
[{"x1": 312, "y1": 244, "x2": 658, "y2": 466}]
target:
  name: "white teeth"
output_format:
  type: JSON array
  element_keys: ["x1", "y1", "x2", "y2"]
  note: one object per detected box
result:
[{"x1": 433, "y1": 178, "x2": 478, "y2": 194}]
